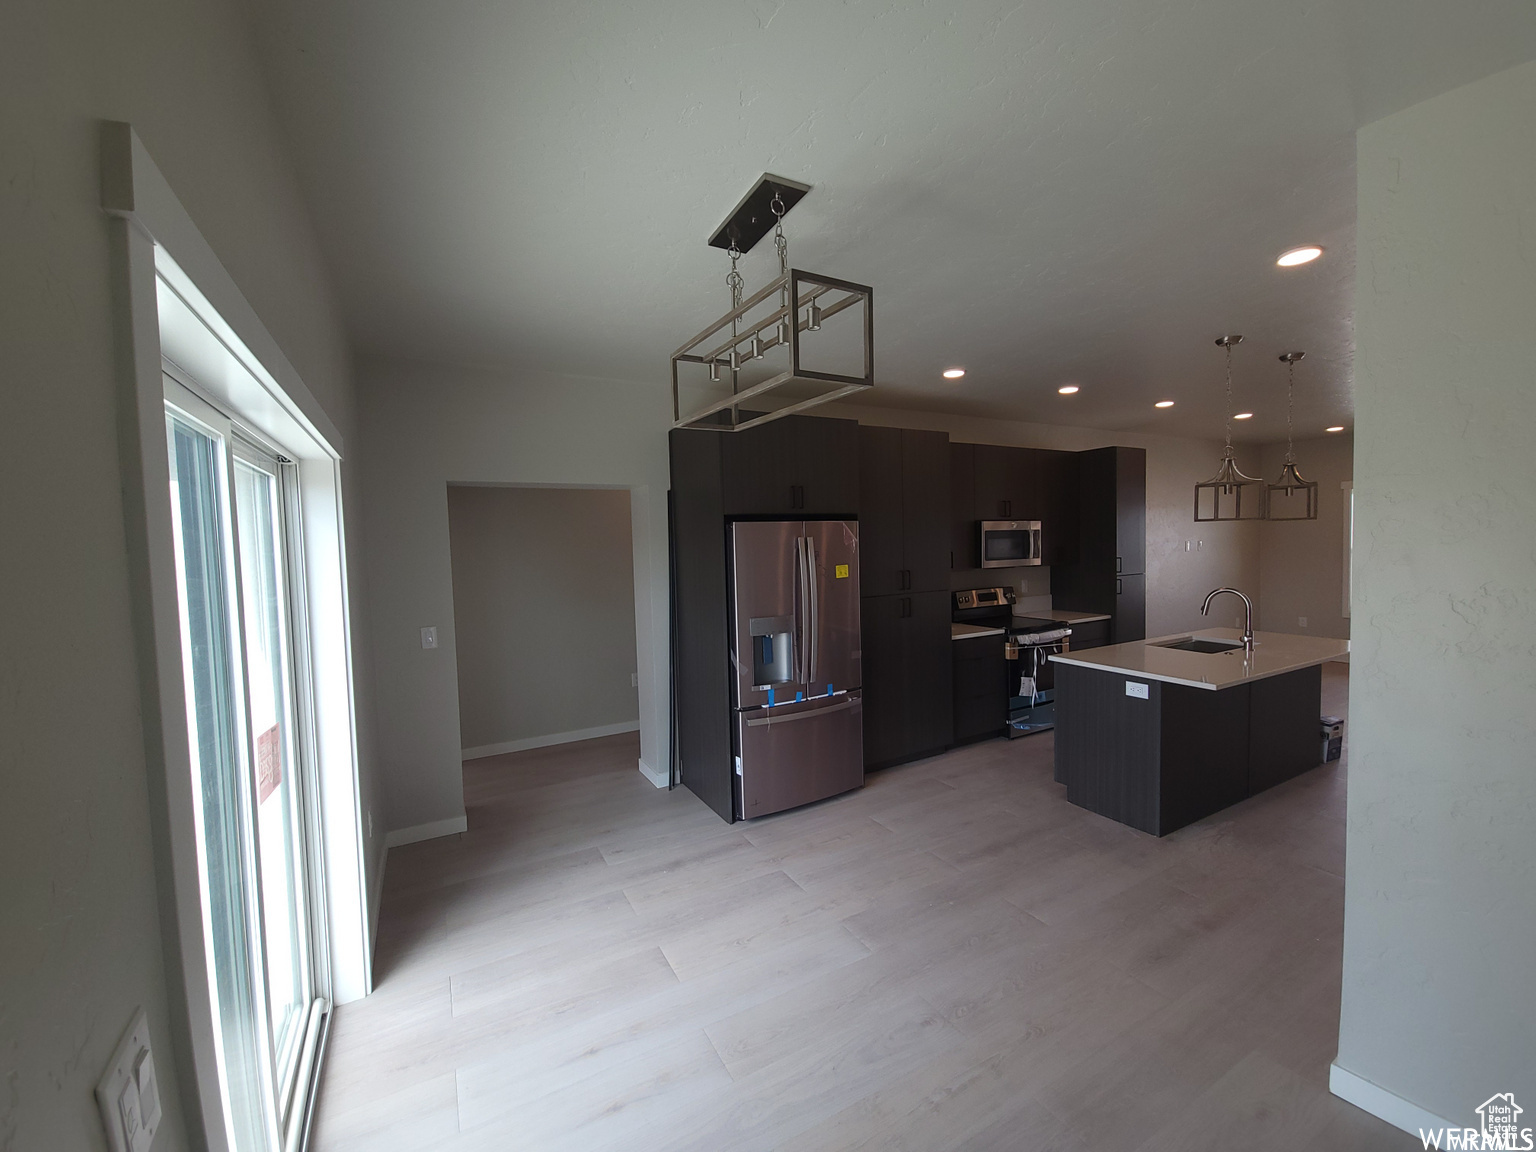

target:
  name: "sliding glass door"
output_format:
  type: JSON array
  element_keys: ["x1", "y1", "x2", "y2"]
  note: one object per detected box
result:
[{"x1": 165, "y1": 376, "x2": 325, "y2": 1151}]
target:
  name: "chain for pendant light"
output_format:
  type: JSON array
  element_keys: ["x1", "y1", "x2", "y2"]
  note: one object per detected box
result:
[
  {"x1": 1224, "y1": 342, "x2": 1234, "y2": 451},
  {"x1": 726, "y1": 241, "x2": 744, "y2": 310},
  {"x1": 771, "y1": 191, "x2": 789, "y2": 276},
  {"x1": 771, "y1": 191, "x2": 793, "y2": 344},
  {"x1": 1217, "y1": 334, "x2": 1243, "y2": 453},
  {"x1": 1284, "y1": 353, "x2": 1299, "y2": 463}
]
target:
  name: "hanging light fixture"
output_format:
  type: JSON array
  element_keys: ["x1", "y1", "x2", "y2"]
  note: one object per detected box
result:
[
  {"x1": 1194, "y1": 335, "x2": 1266, "y2": 521},
  {"x1": 1265, "y1": 352, "x2": 1319, "y2": 520},
  {"x1": 671, "y1": 174, "x2": 874, "y2": 432}
]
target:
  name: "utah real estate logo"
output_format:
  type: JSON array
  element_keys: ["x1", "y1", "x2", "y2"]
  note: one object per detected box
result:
[{"x1": 1421, "y1": 1093, "x2": 1533, "y2": 1151}]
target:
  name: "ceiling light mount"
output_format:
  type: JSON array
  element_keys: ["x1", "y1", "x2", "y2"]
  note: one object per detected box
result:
[
  {"x1": 1195, "y1": 335, "x2": 1266, "y2": 521},
  {"x1": 673, "y1": 174, "x2": 873, "y2": 432},
  {"x1": 708, "y1": 174, "x2": 811, "y2": 253}
]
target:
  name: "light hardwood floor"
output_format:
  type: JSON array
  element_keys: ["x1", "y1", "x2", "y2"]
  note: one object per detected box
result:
[{"x1": 313, "y1": 663, "x2": 1414, "y2": 1151}]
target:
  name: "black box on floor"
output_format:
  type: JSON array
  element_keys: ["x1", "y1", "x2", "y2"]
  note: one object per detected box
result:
[{"x1": 1320, "y1": 716, "x2": 1344, "y2": 762}]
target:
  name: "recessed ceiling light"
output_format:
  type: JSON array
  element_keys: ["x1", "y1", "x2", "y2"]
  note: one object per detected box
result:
[
  {"x1": 942, "y1": 368, "x2": 965, "y2": 380},
  {"x1": 1058, "y1": 385, "x2": 1080, "y2": 395},
  {"x1": 1278, "y1": 246, "x2": 1323, "y2": 267},
  {"x1": 1154, "y1": 400, "x2": 1175, "y2": 408},
  {"x1": 1234, "y1": 412, "x2": 1253, "y2": 420},
  {"x1": 1326, "y1": 425, "x2": 1345, "y2": 433}
]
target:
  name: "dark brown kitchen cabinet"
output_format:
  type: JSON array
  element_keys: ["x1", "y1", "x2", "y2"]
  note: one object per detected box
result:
[
  {"x1": 1053, "y1": 447, "x2": 1146, "y2": 645},
  {"x1": 952, "y1": 633, "x2": 1007, "y2": 744},
  {"x1": 1114, "y1": 573, "x2": 1146, "y2": 643},
  {"x1": 973, "y1": 444, "x2": 1044, "y2": 521},
  {"x1": 858, "y1": 426, "x2": 950, "y2": 597},
  {"x1": 861, "y1": 591, "x2": 951, "y2": 769},
  {"x1": 949, "y1": 442, "x2": 976, "y2": 570},
  {"x1": 720, "y1": 414, "x2": 859, "y2": 517},
  {"x1": 1065, "y1": 618, "x2": 1111, "y2": 651},
  {"x1": 1043, "y1": 449, "x2": 1080, "y2": 567},
  {"x1": 1073, "y1": 446, "x2": 1145, "y2": 574},
  {"x1": 968, "y1": 444, "x2": 1077, "y2": 565}
]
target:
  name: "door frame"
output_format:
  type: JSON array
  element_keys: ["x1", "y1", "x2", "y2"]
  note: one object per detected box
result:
[{"x1": 104, "y1": 122, "x2": 371, "y2": 1151}]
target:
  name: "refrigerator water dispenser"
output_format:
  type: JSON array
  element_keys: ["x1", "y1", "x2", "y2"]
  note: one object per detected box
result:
[{"x1": 749, "y1": 615, "x2": 796, "y2": 686}]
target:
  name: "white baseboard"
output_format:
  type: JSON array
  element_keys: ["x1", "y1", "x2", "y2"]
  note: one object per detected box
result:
[
  {"x1": 637, "y1": 757, "x2": 667, "y2": 788},
  {"x1": 384, "y1": 814, "x2": 468, "y2": 849},
  {"x1": 1330, "y1": 1063, "x2": 1455, "y2": 1143},
  {"x1": 366, "y1": 842, "x2": 387, "y2": 994},
  {"x1": 461, "y1": 720, "x2": 641, "y2": 761}
]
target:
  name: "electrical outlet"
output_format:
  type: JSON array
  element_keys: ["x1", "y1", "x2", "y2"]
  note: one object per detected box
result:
[
  {"x1": 420, "y1": 626, "x2": 438, "y2": 649},
  {"x1": 97, "y1": 1009, "x2": 160, "y2": 1152},
  {"x1": 367, "y1": 809, "x2": 374, "y2": 840},
  {"x1": 1298, "y1": 616, "x2": 1308, "y2": 628},
  {"x1": 630, "y1": 672, "x2": 638, "y2": 688}
]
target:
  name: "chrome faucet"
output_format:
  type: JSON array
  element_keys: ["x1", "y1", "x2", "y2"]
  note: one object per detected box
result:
[{"x1": 1201, "y1": 587, "x2": 1255, "y2": 653}]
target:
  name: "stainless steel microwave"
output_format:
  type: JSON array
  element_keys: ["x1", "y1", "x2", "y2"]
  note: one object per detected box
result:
[{"x1": 979, "y1": 520, "x2": 1042, "y2": 567}]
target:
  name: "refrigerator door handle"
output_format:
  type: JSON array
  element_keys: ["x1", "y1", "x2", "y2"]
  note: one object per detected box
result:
[
  {"x1": 806, "y1": 537, "x2": 820, "y2": 685},
  {"x1": 745, "y1": 696, "x2": 857, "y2": 727},
  {"x1": 794, "y1": 535, "x2": 810, "y2": 685}
]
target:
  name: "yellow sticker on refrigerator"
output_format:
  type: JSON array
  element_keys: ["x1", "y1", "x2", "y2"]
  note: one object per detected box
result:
[{"x1": 835, "y1": 564, "x2": 849, "y2": 579}]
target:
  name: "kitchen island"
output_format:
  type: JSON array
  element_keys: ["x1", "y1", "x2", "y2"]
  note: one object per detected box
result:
[{"x1": 1049, "y1": 628, "x2": 1349, "y2": 835}]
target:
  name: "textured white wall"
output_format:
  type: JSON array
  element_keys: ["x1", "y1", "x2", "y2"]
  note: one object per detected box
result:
[
  {"x1": 1257, "y1": 433, "x2": 1353, "y2": 639},
  {"x1": 358, "y1": 357, "x2": 672, "y2": 834},
  {"x1": 832, "y1": 401, "x2": 1263, "y2": 637},
  {"x1": 1338, "y1": 59, "x2": 1536, "y2": 1124},
  {"x1": 447, "y1": 486, "x2": 638, "y2": 751},
  {"x1": 0, "y1": 0, "x2": 375, "y2": 1147}
]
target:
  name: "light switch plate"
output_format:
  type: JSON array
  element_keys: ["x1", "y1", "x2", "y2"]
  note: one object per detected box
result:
[
  {"x1": 420, "y1": 626, "x2": 438, "y2": 649},
  {"x1": 97, "y1": 1009, "x2": 160, "y2": 1152}
]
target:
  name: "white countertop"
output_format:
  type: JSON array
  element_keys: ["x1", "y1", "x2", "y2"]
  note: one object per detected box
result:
[
  {"x1": 1021, "y1": 608, "x2": 1112, "y2": 625},
  {"x1": 1049, "y1": 627, "x2": 1349, "y2": 690},
  {"x1": 952, "y1": 623, "x2": 1006, "y2": 640}
]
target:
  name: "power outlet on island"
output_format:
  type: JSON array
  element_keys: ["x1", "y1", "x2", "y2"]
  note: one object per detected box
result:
[{"x1": 1298, "y1": 616, "x2": 1308, "y2": 629}]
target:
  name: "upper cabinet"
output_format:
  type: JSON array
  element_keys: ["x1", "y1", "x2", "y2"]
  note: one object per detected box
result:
[
  {"x1": 858, "y1": 426, "x2": 950, "y2": 596},
  {"x1": 949, "y1": 442, "x2": 976, "y2": 570},
  {"x1": 1073, "y1": 446, "x2": 1146, "y2": 575},
  {"x1": 720, "y1": 415, "x2": 860, "y2": 517},
  {"x1": 973, "y1": 444, "x2": 1042, "y2": 521},
  {"x1": 1053, "y1": 446, "x2": 1147, "y2": 643},
  {"x1": 965, "y1": 444, "x2": 1079, "y2": 567}
]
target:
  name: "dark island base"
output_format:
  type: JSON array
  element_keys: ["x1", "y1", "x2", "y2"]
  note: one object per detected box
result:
[{"x1": 1053, "y1": 662, "x2": 1323, "y2": 836}]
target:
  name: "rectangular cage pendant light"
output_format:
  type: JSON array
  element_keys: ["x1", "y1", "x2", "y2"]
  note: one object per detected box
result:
[
  {"x1": 1194, "y1": 334, "x2": 1266, "y2": 521},
  {"x1": 1264, "y1": 352, "x2": 1319, "y2": 521},
  {"x1": 1195, "y1": 452, "x2": 1268, "y2": 521},
  {"x1": 671, "y1": 175, "x2": 873, "y2": 432}
]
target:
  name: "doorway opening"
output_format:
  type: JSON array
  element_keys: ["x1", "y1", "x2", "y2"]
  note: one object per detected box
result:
[{"x1": 445, "y1": 485, "x2": 641, "y2": 763}]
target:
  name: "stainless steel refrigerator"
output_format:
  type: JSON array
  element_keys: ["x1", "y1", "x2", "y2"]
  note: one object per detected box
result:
[{"x1": 729, "y1": 520, "x2": 863, "y2": 819}]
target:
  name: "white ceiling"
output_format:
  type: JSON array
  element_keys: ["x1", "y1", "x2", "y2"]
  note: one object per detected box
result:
[{"x1": 243, "y1": 0, "x2": 1536, "y2": 442}]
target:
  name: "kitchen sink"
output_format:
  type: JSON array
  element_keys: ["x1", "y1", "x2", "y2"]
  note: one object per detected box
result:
[{"x1": 1157, "y1": 637, "x2": 1247, "y2": 654}]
